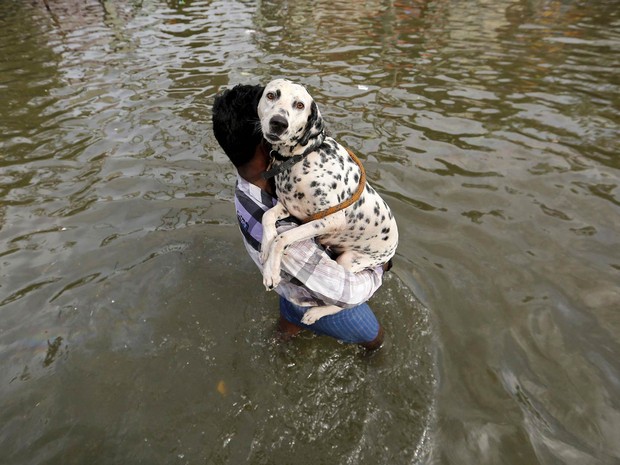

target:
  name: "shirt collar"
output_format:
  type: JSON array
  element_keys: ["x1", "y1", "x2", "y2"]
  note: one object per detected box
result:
[{"x1": 236, "y1": 174, "x2": 277, "y2": 208}]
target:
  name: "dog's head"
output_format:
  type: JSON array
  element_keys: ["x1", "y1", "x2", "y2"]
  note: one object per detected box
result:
[{"x1": 257, "y1": 79, "x2": 325, "y2": 156}]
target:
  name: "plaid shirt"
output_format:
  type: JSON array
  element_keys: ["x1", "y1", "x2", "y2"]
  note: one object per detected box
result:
[{"x1": 234, "y1": 175, "x2": 383, "y2": 308}]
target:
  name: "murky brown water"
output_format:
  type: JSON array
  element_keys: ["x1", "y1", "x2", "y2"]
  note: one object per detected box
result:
[{"x1": 1, "y1": 0, "x2": 619, "y2": 464}]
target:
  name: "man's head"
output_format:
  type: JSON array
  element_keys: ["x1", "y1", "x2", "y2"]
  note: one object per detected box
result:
[
  {"x1": 212, "y1": 84, "x2": 265, "y2": 167},
  {"x1": 257, "y1": 79, "x2": 325, "y2": 157}
]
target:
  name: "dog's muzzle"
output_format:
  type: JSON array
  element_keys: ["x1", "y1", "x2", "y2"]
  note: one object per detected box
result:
[{"x1": 268, "y1": 115, "x2": 288, "y2": 137}]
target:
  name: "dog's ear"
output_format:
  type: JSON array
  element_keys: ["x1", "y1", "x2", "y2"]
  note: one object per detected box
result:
[
  {"x1": 309, "y1": 101, "x2": 324, "y2": 134},
  {"x1": 299, "y1": 101, "x2": 324, "y2": 147}
]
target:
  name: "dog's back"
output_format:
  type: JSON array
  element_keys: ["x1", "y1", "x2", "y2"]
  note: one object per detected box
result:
[{"x1": 274, "y1": 137, "x2": 398, "y2": 271}]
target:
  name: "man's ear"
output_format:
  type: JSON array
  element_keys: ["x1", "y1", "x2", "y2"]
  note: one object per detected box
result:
[{"x1": 252, "y1": 85, "x2": 265, "y2": 109}]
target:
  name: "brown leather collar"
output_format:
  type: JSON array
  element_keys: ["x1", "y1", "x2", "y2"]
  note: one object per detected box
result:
[{"x1": 302, "y1": 148, "x2": 366, "y2": 223}]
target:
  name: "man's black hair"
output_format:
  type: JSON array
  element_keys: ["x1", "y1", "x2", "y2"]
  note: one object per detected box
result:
[{"x1": 212, "y1": 84, "x2": 265, "y2": 167}]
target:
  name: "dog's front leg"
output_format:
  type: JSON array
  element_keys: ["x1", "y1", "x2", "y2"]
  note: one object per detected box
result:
[
  {"x1": 260, "y1": 202, "x2": 290, "y2": 265},
  {"x1": 262, "y1": 211, "x2": 347, "y2": 290}
]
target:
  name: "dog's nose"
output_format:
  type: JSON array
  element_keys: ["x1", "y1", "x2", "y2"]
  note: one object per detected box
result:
[{"x1": 269, "y1": 115, "x2": 288, "y2": 135}]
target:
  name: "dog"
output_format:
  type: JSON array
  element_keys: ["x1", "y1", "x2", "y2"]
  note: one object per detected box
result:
[{"x1": 257, "y1": 79, "x2": 398, "y2": 324}]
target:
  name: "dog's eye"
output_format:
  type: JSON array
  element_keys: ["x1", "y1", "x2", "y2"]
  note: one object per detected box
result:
[
  {"x1": 266, "y1": 92, "x2": 276, "y2": 100},
  {"x1": 294, "y1": 101, "x2": 305, "y2": 110}
]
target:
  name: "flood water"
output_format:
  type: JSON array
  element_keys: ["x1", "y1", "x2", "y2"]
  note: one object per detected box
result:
[{"x1": 1, "y1": 0, "x2": 619, "y2": 464}]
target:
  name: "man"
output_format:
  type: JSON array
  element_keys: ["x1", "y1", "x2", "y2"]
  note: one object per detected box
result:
[{"x1": 212, "y1": 84, "x2": 385, "y2": 350}]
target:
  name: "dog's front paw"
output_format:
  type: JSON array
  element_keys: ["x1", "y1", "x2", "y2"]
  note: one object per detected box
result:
[
  {"x1": 262, "y1": 256, "x2": 282, "y2": 291},
  {"x1": 301, "y1": 308, "x2": 324, "y2": 325},
  {"x1": 263, "y1": 270, "x2": 282, "y2": 291}
]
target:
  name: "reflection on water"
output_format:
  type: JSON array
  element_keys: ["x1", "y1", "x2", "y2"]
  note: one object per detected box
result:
[{"x1": 0, "y1": 0, "x2": 618, "y2": 464}]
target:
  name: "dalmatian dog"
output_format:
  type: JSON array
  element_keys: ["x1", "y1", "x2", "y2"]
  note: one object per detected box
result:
[{"x1": 258, "y1": 78, "x2": 398, "y2": 324}]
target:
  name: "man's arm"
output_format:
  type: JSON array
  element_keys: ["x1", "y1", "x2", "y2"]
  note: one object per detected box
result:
[
  {"x1": 281, "y1": 239, "x2": 384, "y2": 308},
  {"x1": 241, "y1": 222, "x2": 384, "y2": 308},
  {"x1": 235, "y1": 177, "x2": 383, "y2": 307}
]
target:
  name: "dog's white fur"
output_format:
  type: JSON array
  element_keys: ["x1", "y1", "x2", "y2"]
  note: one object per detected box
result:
[{"x1": 258, "y1": 79, "x2": 398, "y2": 324}]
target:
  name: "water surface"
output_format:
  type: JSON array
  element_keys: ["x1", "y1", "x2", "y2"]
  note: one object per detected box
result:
[{"x1": 0, "y1": 0, "x2": 619, "y2": 464}]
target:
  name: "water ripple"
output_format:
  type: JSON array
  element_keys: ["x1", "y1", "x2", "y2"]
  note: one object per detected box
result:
[{"x1": 1, "y1": 1, "x2": 619, "y2": 464}]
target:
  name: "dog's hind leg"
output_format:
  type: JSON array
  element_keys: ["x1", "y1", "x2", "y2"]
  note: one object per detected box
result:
[
  {"x1": 301, "y1": 305, "x2": 342, "y2": 325},
  {"x1": 334, "y1": 249, "x2": 372, "y2": 274},
  {"x1": 299, "y1": 250, "x2": 370, "y2": 324}
]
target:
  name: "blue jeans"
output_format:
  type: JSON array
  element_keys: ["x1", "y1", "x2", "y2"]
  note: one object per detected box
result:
[{"x1": 279, "y1": 296, "x2": 380, "y2": 344}]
